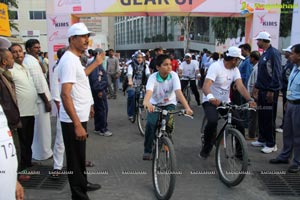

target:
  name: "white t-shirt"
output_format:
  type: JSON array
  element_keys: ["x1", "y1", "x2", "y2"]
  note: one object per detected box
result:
[
  {"x1": 0, "y1": 105, "x2": 17, "y2": 200},
  {"x1": 58, "y1": 51, "x2": 94, "y2": 122},
  {"x1": 202, "y1": 61, "x2": 241, "y2": 103},
  {"x1": 179, "y1": 60, "x2": 199, "y2": 80},
  {"x1": 146, "y1": 71, "x2": 181, "y2": 106},
  {"x1": 10, "y1": 62, "x2": 39, "y2": 117}
]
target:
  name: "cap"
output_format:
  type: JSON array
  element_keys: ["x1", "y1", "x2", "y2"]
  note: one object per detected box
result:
[
  {"x1": 254, "y1": 31, "x2": 271, "y2": 41},
  {"x1": 226, "y1": 46, "x2": 245, "y2": 60},
  {"x1": 282, "y1": 45, "x2": 292, "y2": 53},
  {"x1": 0, "y1": 36, "x2": 11, "y2": 49},
  {"x1": 185, "y1": 53, "x2": 192, "y2": 58},
  {"x1": 67, "y1": 23, "x2": 95, "y2": 38}
]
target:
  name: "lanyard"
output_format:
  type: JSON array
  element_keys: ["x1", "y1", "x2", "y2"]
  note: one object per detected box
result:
[{"x1": 289, "y1": 69, "x2": 300, "y2": 89}]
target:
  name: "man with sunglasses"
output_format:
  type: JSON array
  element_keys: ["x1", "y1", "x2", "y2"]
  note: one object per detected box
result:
[{"x1": 201, "y1": 46, "x2": 256, "y2": 158}]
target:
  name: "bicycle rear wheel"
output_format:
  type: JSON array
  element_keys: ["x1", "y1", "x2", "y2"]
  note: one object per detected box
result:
[
  {"x1": 137, "y1": 107, "x2": 147, "y2": 136},
  {"x1": 215, "y1": 127, "x2": 248, "y2": 187},
  {"x1": 152, "y1": 137, "x2": 177, "y2": 200}
]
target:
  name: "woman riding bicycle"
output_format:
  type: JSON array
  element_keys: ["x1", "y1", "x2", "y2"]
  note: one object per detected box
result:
[
  {"x1": 127, "y1": 51, "x2": 150, "y2": 122},
  {"x1": 143, "y1": 54, "x2": 193, "y2": 160},
  {"x1": 201, "y1": 46, "x2": 256, "y2": 158}
]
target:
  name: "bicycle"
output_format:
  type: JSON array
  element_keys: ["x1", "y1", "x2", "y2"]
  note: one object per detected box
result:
[
  {"x1": 130, "y1": 85, "x2": 147, "y2": 136},
  {"x1": 151, "y1": 107, "x2": 193, "y2": 200},
  {"x1": 201, "y1": 102, "x2": 255, "y2": 187}
]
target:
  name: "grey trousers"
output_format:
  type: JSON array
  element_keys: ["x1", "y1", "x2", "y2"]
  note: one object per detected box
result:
[
  {"x1": 107, "y1": 74, "x2": 118, "y2": 96},
  {"x1": 278, "y1": 102, "x2": 300, "y2": 166}
]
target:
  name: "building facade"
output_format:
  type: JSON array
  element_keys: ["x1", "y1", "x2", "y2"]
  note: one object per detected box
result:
[{"x1": 114, "y1": 16, "x2": 216, "y2": 58}]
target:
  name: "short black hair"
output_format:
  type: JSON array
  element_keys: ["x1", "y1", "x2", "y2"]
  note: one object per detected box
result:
[
  {"x1": 8, "y1": 43, "x2": 23, "y2": 51},
  {"x1": 250, "y1": 51, "x2": 260, "y2": 61},
  {"x1": 154, "y1": 47, "x2": 163, "y2": 52},
  {"x1": 57, "y1": 47, "x2": 67, "y2": 60},
  {"x1": 239, "y1": 43, "x2": 251, "y2": 52},
  {"x1": 212, "y1": 52, "x2": 219, "y2": 61},
  {"x1": 156, "y1": 54, "x2": 170, "y2": 67},
  {"x1": 25, "y1": 39, "x2": 40, "y2": 52},
  {"x1": 292, "y1": 43, "x2": 300, "y2": 54}
]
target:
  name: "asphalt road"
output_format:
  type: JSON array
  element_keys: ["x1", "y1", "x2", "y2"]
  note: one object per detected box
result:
[{"x1": 24, "y1": 90, "x2": 299, "y2": 200}]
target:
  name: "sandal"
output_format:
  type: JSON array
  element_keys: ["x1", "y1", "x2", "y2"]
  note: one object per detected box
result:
[
  {"x1": 50, "y1": 169, "x2": 61, "y2": 179},
  {"x1": 85, "y1": 161, "x2": 94, "y2": 167}
]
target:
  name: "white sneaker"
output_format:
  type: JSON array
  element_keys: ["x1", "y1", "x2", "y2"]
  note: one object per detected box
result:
[
  {"x1": 261, "y1": 145, "x2": 277, "y2": 154},
  {"x1": 276, "y1": 128, "x2": 283, "y2": 133},
  {"x1": 99, "y1": 131, "x2": 113, "y2": 137},
  {"x1": 251, "y1": 141, "x2": 266, "y2": 147}
]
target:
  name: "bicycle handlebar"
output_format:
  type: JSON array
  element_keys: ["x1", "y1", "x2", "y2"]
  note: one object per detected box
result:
[
  {"x1": 153, "y1": 107, "x2": 194, "y2": 119},
  {"x1": 217, "y1": 102, "x2": 256, "y2": 112}
]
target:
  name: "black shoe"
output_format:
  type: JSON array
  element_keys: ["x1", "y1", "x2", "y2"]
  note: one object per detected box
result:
[
  {"x1": 199, "y1": 144, "x2": 213, "y2": 159},
  {"x1": 287, "y1": 164, "x2": 300, "y2": 173},
  {"x1": 269, "y1": 158, "x2": 289, "y2": 164},
  {"x1": 87, "y1": 182, "x2": 101, "y2": 191}
]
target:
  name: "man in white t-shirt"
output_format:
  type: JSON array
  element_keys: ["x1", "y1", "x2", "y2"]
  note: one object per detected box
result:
[
  {"x1": 178, "y1": 53, "x2": 201, "y2": 106},
  {"x1": 57, "y1": 23, "x2": 105, "y2": 199},
  {"x1": 201, "y1": 46, "x2": 256, "y2": 158}
]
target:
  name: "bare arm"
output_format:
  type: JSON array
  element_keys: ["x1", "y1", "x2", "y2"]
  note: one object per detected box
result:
[
  {"x1": 143, "y1": 90, "x2": 155, "y2": 112},
  {"x1": 202, "y1": 78, "x2": 220, "y2": 106},
  {"x1": 38, "y1": 93, "x2": 51, "y2": 112},
  {"x1": 235, "y1": 78, "x2": 252, "y2": 101},
  {"x1": 175, "y1": 89, "x2": 193, "y2": 115},
  {"x1": 61, "y1": 83, "x2": 87, "y2": 141}
]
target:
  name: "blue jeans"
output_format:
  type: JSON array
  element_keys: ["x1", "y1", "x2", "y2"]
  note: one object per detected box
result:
[
  {"x1": 127, "y1": 88, "x2": 135, "y2": 117},
  {"x1": 144, "y1": 104, "x2": 175, "y2": 154}
]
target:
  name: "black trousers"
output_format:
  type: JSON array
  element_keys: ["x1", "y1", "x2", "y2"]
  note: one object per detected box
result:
[
  {"x1": 17, "y1": 116, "x2": 35, "y2": 171},
  {"x1": 61, "y1": 122, "x2": 89, "y2": 200},
  {"x1": 257, "y1": 90, "x2": 279, "y2": 147},
  {"x1": 202, "y1": 102, "x2": 245, "y2": 145},
  {"x1": 181, "y1": 80, "x2": 200, "y2": 104}
]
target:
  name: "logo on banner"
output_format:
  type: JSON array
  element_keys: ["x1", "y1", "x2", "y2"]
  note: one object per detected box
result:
[
  {"x1": 257, "y1": 15, "x2": 278, "y2": 27},
  {"x1": 49, "y1": 30, "x2": 68, "y2": 41},
  {"x1": 240, "y1": 0, "x2": 299, "y2": 15},
  {"x1": 50, "y1": 16, "x2": 69, "y2": 28},
  {"x1": 57, "y1": 0, "x2": 82, "y2": 7}
]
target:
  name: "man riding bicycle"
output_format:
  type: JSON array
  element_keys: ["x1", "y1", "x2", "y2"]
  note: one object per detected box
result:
[
  {"x1": 201, "y1": 46, "x2": 256, "y2": 158},
  {"x1": 178, "y1": 53, "x2": 201, "y2": 106}
]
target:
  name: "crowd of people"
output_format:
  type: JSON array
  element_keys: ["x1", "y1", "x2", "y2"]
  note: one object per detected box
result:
[{"x1": 0, "y1": 22, "x2": 300, "y2": 200}]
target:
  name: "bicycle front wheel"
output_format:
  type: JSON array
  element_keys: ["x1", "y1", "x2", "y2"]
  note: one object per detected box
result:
[
  {"x1": 152, "y1": 137, "x2": 177, "y2": 200},
  {"x1": 215, "y1": 127, "x2": 248, "y2": 187},
  {"x1": 137, "y1": 107, "x2": 147, "y2": 136}
]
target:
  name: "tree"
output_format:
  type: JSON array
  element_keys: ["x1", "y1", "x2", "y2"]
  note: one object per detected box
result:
[
  {"x1": 280, "y1": 0, "x2": 293, "y2": 37},
  {"x1": 211, "y1": 0, "x2": 294, "y2": 44},
  {"x1": 171, "y1": 16, "x2": 195, "y2": 53},
  {"x1": 211, "y1": 17, "x2": 245, "y2": 44},
  {"x1": 0, "y1": 0, "x2": 19, "y2": 31}
]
